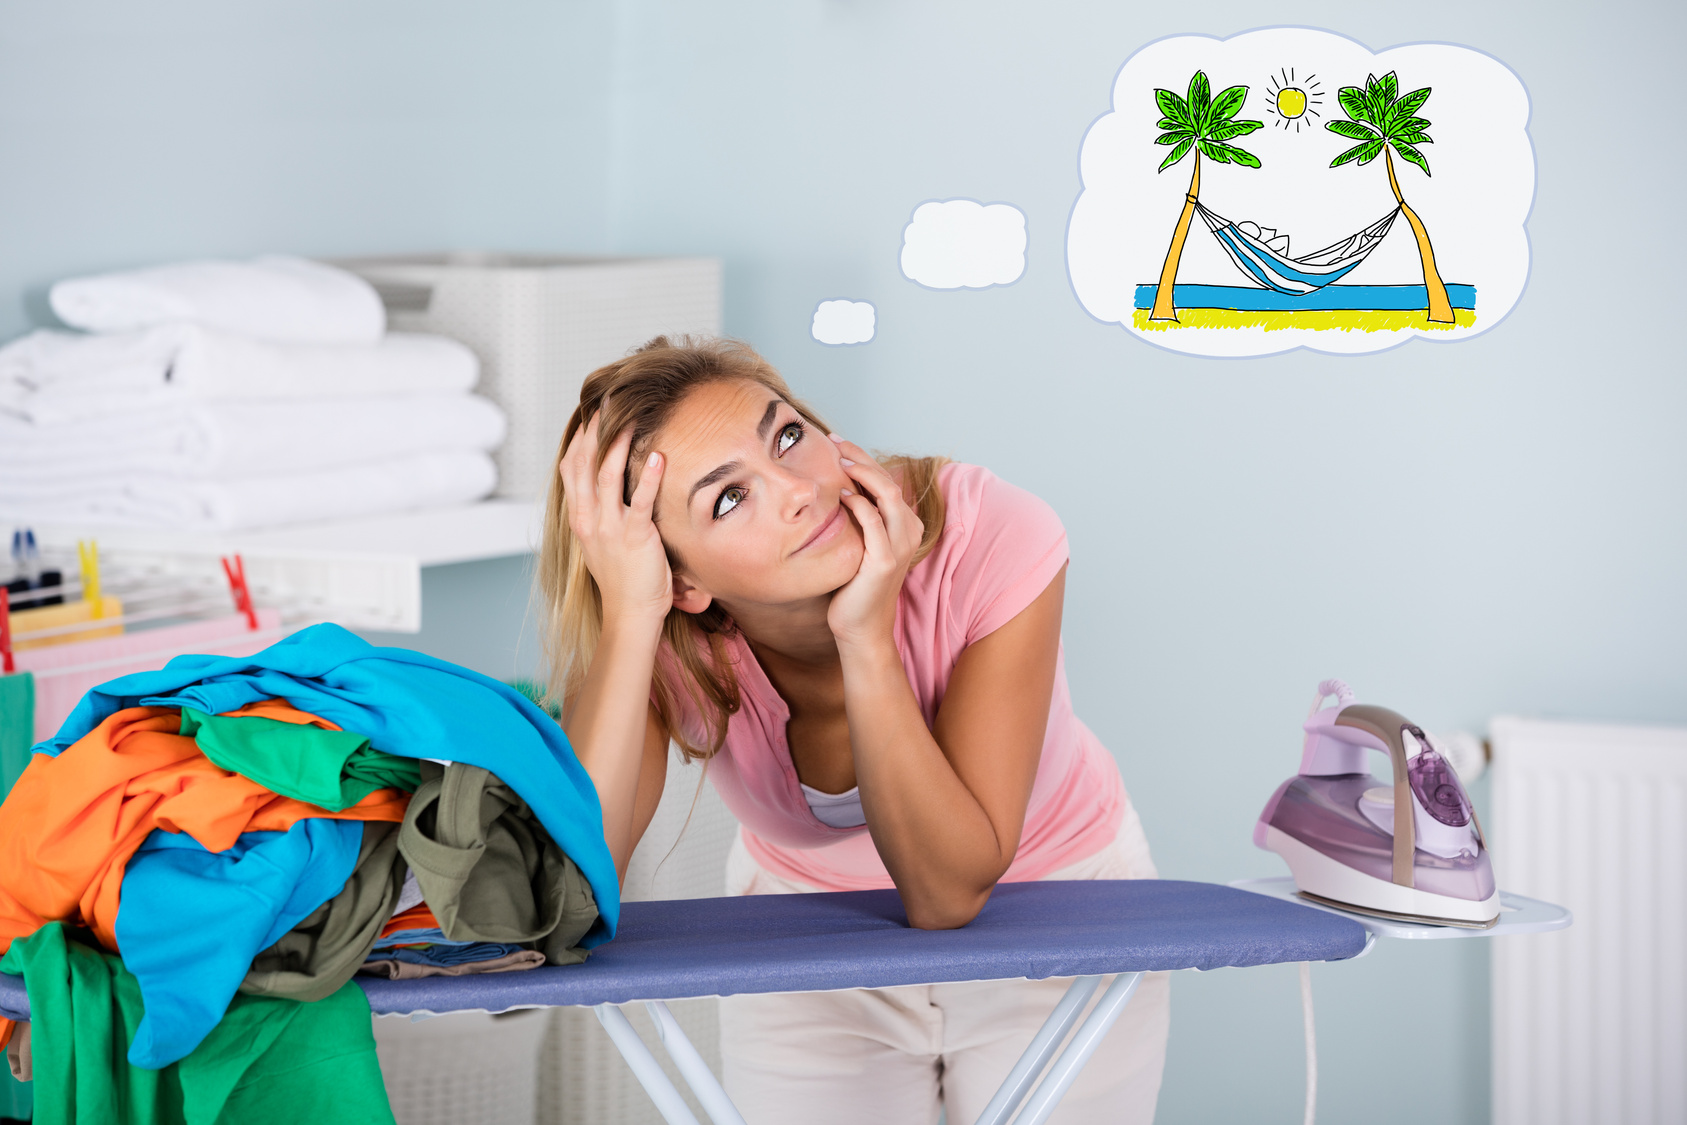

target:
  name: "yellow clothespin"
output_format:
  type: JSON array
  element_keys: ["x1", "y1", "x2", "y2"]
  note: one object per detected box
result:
[{"x1": 78, "y1": 540, "x2": 103, "y2": 618}]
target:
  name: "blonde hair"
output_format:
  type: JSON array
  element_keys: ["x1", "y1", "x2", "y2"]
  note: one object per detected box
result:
[{"x1": 537, "y1": 335, "x2": 948, "y2": 761}]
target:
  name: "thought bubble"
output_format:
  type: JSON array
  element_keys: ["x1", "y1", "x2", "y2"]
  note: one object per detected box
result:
[
  {"x1": 1067, "y1": 29, "x2": 1532, "y2": 357},
  {"x1": 900, "y1": 200, "x2": 1027, "y2": 290},
  {"x1": 811, "y1": 299, "x2": 876, "y2": 346}
]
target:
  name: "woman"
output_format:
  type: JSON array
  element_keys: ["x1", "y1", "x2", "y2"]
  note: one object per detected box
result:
[{"x1": 539, "y1": 336, "x2": 1167, "y2": 1124}]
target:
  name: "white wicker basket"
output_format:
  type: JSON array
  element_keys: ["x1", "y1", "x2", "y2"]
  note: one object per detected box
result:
[
  {"x1": 373, "y1": 1008, "x2": 549, "y2": 1125},
  {"x1": 333, "y1": 254, "x2": 723, "y2": 500}
]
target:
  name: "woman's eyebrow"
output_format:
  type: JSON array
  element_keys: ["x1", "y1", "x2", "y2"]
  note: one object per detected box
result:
[
  {"x1": 683, "y1": 401, "x2": 785, "y2": 507},
  {"x1": 688, "y1": 460, "x2": 742, "y2": 505}
]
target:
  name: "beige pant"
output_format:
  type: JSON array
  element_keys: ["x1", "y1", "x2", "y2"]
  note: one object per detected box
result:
[{"x1": 720, "y1": 803, "x2": 1171, "y2": 1125}]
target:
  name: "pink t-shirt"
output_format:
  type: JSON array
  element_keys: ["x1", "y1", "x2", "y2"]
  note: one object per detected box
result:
[{"x1": 669, "y1": 462, "x2": 1127, "y2": 892}]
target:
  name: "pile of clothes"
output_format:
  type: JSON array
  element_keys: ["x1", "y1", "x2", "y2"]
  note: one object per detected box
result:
[
  {"x1": 0, "y1": 257, "x2": 505, "y2": 531},
  {"x1": 0, "y1": 625, "x2": 617, "y2": 1124}
]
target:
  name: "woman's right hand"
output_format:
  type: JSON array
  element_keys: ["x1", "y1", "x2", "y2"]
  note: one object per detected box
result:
[{"x1": 559, "y1": 411, "x2": 672, "y2": 631}]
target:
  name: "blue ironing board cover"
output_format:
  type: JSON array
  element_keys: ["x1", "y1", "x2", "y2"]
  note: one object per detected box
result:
[{"x1": 0, "y1": 880, "x2": 1365, "y2": 1020}]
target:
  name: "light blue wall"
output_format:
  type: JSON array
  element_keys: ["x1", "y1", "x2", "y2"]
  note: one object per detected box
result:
[
  {"x1": 3, "y1": 2, "x2": 1683, "y2": 1122},
  {"x1": 0, "y1": 0, "x2": 617, "y2": 339}
]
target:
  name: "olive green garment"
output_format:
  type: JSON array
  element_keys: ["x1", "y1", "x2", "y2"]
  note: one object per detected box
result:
[
  {"x1": 400, "y1": 762, "x2": 597, "y2": 965},
  {"x1": 1, "y1": 923, "x2": 394, "y2": 1125},
  {"x1": 241, "y1": 821, "x2": 406, "y2": 1002},
  {"x1": 178, "y1": 706, "x2": 419, "y2": 811}
]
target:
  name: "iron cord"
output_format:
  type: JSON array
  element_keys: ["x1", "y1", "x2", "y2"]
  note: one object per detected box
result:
[{"x1": 1300, "y1": 961, "x2": 1318, "y2": 1125}]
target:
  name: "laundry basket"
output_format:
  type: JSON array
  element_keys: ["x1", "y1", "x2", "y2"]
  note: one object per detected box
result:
[{"x1": 333, "y1": 254, "x2": 723, "y2": 499}]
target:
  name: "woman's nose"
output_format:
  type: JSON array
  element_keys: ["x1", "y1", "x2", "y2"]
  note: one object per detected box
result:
[{"x1": 769, "y1": 462, "x2": 820, "y2": 520}]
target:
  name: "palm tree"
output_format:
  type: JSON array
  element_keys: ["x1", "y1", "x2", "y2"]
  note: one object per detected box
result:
[
  {"x1": 1325, "y1": 72, "x2": 1454, "y2": 323},
  {"x1": 1148, "y1": 71, "x2": 1264, "y2": 322}
]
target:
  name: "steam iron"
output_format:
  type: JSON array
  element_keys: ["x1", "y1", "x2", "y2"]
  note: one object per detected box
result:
[{"x1": 1255, "y1": 679, "x2": 1499, "y2": 928}]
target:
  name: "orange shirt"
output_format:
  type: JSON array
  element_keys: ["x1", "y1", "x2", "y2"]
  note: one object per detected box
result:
[{"x1": 0, "y1": 704, "x2": 407, "y2": 955}]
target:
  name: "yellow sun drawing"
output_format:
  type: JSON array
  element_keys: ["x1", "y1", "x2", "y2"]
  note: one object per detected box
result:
[{"x1": 1265, "y1": 68, "x2": 1323, "y2": 133}]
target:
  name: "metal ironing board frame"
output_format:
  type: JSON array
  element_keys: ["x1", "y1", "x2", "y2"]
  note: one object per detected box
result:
[{"x1": 592, "y1": 970, "x2": 1145, "y2": 1125}]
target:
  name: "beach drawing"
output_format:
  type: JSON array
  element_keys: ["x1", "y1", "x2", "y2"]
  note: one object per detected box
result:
[{"x1": 1068, "y1": 29, "x2": 1532, "y2": 358}]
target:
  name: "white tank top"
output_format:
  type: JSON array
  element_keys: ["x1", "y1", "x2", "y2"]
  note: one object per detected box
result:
[{"x1": 800, "y1": 782, "x2": 866, "y2": 829}]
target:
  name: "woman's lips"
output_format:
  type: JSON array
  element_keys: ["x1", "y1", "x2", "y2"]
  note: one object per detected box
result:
[{"x1": 794, "y1": 505, "x2": 844, "y2": 554}]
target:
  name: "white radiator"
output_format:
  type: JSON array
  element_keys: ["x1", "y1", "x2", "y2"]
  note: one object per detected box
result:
[{"x1": 1490, "y1": 716, "x2": 1687, "y2": 1125}]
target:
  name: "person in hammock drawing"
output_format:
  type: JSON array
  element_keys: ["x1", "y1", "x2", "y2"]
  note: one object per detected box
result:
[{"x1": 1143, "y1": 67, "x2": 1466, "y2": 330}]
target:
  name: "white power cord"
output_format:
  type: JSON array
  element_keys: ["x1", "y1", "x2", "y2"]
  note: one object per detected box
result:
[{"x1": 1299, "y1": 961, "x2": 1317, "y2": 1125}]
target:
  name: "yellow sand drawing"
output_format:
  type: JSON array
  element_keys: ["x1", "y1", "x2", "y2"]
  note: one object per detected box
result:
[{"x1": 1131, "y1": 308, "x2": 1477, "y2": 333}]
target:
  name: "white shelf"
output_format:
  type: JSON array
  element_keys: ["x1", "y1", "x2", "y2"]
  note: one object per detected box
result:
[{"x1": 28, "y1": 500, "x2": 543, "y2": 633}]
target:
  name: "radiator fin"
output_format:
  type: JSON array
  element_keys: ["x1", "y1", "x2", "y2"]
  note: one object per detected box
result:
[{"x1": 1491, "y1": 717, "x2": 1687, "y2": 1125}]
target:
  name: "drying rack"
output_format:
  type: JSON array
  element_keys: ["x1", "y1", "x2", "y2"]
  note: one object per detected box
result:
[
  {"x1": 24, "y1": 500, "x2": 539, "y2": 634},
  {"x1": 1, "y1": 546, "x2": 262, "y2": 674},
  {"x1": 0, "y1": 543, "x2": 284, "y2": 745}
]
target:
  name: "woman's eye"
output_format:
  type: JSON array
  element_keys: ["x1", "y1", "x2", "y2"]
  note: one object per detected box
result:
[
  {"x1": 776, "y1": 421, "x2": 803, "y2": 455},
  {"x1": 713, "y1": 486, "x2": 747, "y2": 519}
]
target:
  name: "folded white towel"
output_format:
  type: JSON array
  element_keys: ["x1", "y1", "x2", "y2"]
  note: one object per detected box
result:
[
  {"x1": 49, "y1": 256, "x2": 386, "y2": 345},
  {"x1": 0, "y1": 326, "x2": 478, "y2": 425},
  {"x1": 0, "y1": 451, "x2": 497, "y2": 531},
  {"x1": 0, "y1": 393, "x2": 506, "y2": 479}
]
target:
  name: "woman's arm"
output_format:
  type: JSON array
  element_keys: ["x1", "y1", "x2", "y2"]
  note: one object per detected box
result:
[
  {"x1": 565, "y1": 673, "x2": 673, "y2": 882},
  {"x1": 828, "y1": 438, "x2": 1061, "y2": 929},
  {"x1": 841, "y1": 570, "x2": 1062, "y2": 929},
  {"x1": 557, "y1": 413, "x2": 676, "y2": 879}
]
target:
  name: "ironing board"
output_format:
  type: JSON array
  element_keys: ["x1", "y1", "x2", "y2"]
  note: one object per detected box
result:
[{"x1": 0, "y1": 880, "x2": 1367, "y2": 1125}]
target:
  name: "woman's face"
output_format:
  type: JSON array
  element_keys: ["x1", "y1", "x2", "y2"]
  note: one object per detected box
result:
[{"x1": 646, "y1": 379, "x2": 863, "y2": 614}]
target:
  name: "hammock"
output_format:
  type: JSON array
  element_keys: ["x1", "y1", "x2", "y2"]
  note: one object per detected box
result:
[{"x1": 1196, "y1": 203, "x2": 1401, "y2": 295}]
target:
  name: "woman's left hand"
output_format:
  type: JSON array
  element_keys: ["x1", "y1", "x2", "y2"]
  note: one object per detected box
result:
[{"x1": 826, "y1": 436, "x2": 924, "y2": 651}]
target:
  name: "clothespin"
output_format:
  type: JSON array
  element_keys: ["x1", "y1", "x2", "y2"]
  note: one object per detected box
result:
[
  {"x1": 220, "y1": 554, "x2": 259, "y2": 631},
  {"x1": 0, "y1": 586, "x2": 13, "y2": 675},
  {"x1": 78, "y1": 540, "x2": 103, "y2": 619}
]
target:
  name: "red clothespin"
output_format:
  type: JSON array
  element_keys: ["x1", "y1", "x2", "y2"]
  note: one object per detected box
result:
[
  {"x1": 220, "y1": 554, "x2": 259, "y2": 632},
  {"x1": 0, "y1": 586, "x2": 13, "y2": 674}
]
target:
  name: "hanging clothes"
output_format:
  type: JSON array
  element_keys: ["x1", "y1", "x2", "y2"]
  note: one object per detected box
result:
[
  {"x1": 35, "y1": 623, "x2": 618, "y2": 943},
  {"x1": 0, "y1": 672, "x2": 33, "y2": 800},
  {"x1": 1, "y1": 922, "x2": 394, "y2": 1125}
]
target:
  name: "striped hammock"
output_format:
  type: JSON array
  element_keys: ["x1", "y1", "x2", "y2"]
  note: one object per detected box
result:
[{"x1": 1197, "y1": 203, "x2": 1401, "y2": 295}]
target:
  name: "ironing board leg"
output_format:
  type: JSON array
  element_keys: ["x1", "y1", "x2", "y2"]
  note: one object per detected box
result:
[
  {"x1": 1011, "y1": 972, "x2": 1143, "y2": 1125},
  {"x1": 972, "y1": 975, "x2": 1103, "y2": 1125},
  {"x1": 644, "y1": 1000, "x2": 749, "y2": 1125},
  {"x1": 594, "y1": 1003, "x2": 703, "y2": 1125}
]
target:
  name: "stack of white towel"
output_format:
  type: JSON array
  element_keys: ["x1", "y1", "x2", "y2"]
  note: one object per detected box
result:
[{"x1": 0, "y1": 256, "x2": 505, "y2": 531}]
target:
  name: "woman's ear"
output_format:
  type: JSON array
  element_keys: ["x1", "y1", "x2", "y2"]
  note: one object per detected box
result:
[{"x1": 671, "y1": 571, "x2": 713, "y2": 615}]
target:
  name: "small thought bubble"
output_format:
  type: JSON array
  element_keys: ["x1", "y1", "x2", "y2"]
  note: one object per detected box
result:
[{"x1": 811, "y1": 299, "x2": 876, "y2": 346}]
